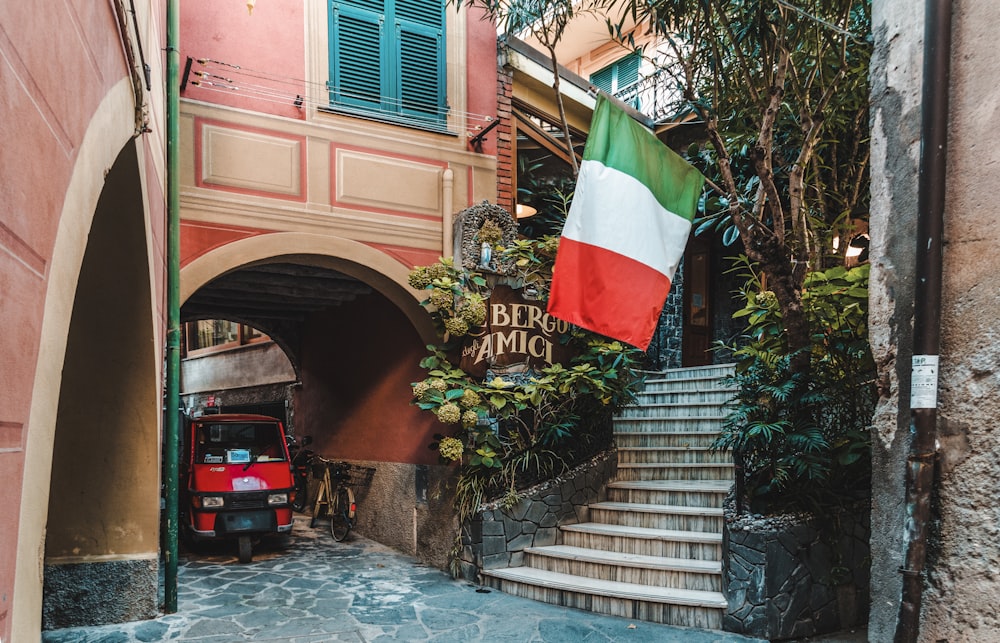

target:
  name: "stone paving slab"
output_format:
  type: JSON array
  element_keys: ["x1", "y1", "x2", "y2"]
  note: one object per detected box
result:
[{"x1": 43, "y1": 516, "x2": 765, "y2": 643}]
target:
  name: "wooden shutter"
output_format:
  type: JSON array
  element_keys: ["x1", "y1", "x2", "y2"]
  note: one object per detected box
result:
[
  {"x1": 589, "y1": 66, "x2": 614, "y2": 93},
  {"x1": 617, "y1": 53, "x2": 640, "y2": 89},
  {"x1": 329, "y1": 0, "x2": 445, "y2": 124},
  {"x1": 329, "y1": 2, "x2": 386, "y2": 111},
  {"x1": 590, "y1": 53, "x2": 640, "y2": 94},
  {"x1": 395, "y1": 0, "x2": 445, "y2": 123}
]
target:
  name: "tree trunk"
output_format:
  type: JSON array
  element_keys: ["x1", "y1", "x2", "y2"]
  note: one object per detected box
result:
[{"x1": 751, "y1": 235, "x2": 811, "y2": 375}]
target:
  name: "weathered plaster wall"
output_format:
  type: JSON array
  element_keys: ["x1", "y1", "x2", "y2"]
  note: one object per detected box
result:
[
  {"x1": 182, "y1": 342, "x2": 297, "y2": 393},
  {"x1": 870, "y1": 1, "x2": 1000, "y2": 639},
  {"x1": 868, "y1": 1, "x2": 923, "y2": 638},
  {"x1": 920, "y1": 2, "x2": 1000, "y2": 637}
]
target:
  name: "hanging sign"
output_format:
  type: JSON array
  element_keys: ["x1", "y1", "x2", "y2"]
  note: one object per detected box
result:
[{"x1": 459, "y1": 285, "x2": 573, "y2": 379}]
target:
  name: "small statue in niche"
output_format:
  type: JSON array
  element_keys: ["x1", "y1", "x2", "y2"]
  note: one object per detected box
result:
[
  {"x1": 476, "y1": 219, "x2": 503, "y2": 270},
  {"x1": 452, "y1": 201, "x2": 518, "y2": 273}
]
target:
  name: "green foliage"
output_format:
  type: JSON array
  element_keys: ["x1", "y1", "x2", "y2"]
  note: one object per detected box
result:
[
  {"x1": 714, "y1": 259, "x2": 875, "y2": 513},
  {"x1": 410, "y1": 239, "x2": 644, "y2": 527},
  {"x1": 515, "y1": 156, "x2": 576, "y2": 238}
]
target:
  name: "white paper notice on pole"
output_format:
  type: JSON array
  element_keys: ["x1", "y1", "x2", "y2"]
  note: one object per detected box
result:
[{"x1": 911, "y1": 355, "x2": 939, "y2": 409}]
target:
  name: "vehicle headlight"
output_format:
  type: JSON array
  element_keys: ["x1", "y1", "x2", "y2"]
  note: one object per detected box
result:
[
  {"x1": 267, "y1": 493, "x2": 288, "y2": 506},
  {"x1": 202, "y1": 496, "x2": 224, "y2": 508}
]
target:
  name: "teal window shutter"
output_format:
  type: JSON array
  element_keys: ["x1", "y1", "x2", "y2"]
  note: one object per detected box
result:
[
  {"x1": 329, "y1": 3, "x2": 386, "y2": 110},
  {"x1": 589, "y1": 53, "x2": 641, "y2": 94},
  {"x1": 397, "y1": 21, "x2": 444, "y2": 121},
  {"x1": 329, "y1": 0, "x2": 446, "y2": 126},
  {"x1": 589, "y1": 66, "x2": 614, "y2": 94}
]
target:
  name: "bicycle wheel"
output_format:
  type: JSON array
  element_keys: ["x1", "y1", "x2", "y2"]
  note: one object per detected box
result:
[
  {"x1": 330, "y1": 486, "x2": 354, "y2": 542},
  {"x1": 292, "y1": 474, "x2": 308, "y2": 512}
]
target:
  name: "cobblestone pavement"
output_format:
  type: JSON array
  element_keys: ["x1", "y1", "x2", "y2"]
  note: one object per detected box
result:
[{"x1": 42, "y1": 516, "x2": 766, "y2": 643}]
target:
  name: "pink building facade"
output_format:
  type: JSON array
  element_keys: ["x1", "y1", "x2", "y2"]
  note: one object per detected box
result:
[{"x1": 2, "y1": 0, "x2": 501, "y2": 638}]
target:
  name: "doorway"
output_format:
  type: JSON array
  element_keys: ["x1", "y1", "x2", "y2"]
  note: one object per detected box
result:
[{"x1": 682, "y1": 237, "x2": 712, "y2": 366}]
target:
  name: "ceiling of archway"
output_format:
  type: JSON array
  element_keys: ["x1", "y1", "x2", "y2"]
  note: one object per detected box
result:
[{"x1": 181, "y1": 262, "x2": 373, "y2": 326}]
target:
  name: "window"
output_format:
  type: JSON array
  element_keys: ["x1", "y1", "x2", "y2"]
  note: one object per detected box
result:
[
  {"x1": 183, "y1": 320, "x2": 270, "y2": 356},
  {"x1": 328, "y1": 0, "x2": 447, "y2": 127},
  {"x1": 590, "y1": 53, "x2": 641, "y2": 108}
]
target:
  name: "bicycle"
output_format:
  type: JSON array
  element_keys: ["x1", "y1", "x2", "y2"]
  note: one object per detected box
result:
[{"x1": 308, "y1": 455, "x2": 375, "y2": 541}]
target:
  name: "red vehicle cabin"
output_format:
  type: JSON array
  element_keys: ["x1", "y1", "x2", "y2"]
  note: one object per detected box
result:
[{"x1": 183, "y1": 414, "x2": 295, "y2": 560}]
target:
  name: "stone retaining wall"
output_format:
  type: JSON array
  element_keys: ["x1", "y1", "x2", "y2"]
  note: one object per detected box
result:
[
  {"x1": 456, "y1": 451, "x2": 617, "y2": 580},
  {"x1": 723, "y1": 507, "x2": 870, "y2": 640}
]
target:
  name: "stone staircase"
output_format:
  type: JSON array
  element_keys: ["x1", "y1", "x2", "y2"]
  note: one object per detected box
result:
[{"x1": 483, "y1": 364, "x2": 736, "y2": 628}]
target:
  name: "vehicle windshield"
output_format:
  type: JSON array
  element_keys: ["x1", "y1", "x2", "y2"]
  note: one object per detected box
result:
[{"x1": 195, "y1": 421, "x2": 286, "y2": 465}]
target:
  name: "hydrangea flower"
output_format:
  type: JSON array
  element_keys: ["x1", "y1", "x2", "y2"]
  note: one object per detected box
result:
[{"x1": 435, "y1": 403, "x2": 461, "y2": 424}]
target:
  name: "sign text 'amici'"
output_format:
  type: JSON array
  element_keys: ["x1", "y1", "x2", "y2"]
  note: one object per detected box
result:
[{"x1": 459, "y1": 285, "x2": 572, "y2": 377}]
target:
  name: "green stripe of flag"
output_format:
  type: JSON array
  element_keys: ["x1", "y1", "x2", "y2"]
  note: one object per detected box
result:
[{"x1": 582, "y1": 95, "x2": 704, "y2": 221}]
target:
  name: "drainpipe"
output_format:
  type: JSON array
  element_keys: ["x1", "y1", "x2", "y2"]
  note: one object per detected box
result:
[
  {"x1": 895, "y1": 0, "x2": 951, "y2": 640},
  {"x1": 164, "y1": 0, "x2": 181, "y2": 615}
]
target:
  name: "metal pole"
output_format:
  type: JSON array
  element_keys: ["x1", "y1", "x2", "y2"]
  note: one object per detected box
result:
[
  {"x1": 895, "y1": 1, "x2": 951, "y2": 640},
  {"x1": 164, "y1": 0, "x2": 181, "y2": 615}
]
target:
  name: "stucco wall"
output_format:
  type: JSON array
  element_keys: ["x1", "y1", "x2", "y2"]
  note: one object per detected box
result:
[
  {"x1": 2, "y1": 1, "x2": 167, "y2": 638},
  {"x1": 870, "y1": 1, "x2": 1000, "y2": 639},
  {"x1": 182, "y1": 342, "x2": 297, "y2": 393}
]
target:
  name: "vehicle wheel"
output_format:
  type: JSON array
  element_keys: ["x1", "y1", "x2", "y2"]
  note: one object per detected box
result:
[
  {"x1": 330, "y1": 487, "x2": 353, "y2": 542},
  {"x1": 237, "y1": 535, "x2": 253, "y2": 563},
  {"x1": 292, "y1": 477, "x2": 308, "y2": 512}
]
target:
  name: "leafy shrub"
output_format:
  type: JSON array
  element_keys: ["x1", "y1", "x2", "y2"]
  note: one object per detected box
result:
[
  {"x1": 714, "y1": 259, "x2": 875, "y2": 514},
  {"x1": 409, "y1": 236, "x2": 644, "y2": 525}
]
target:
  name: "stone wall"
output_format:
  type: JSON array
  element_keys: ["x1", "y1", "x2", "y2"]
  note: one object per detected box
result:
[
  {"x1": 42, "y1": 559, "x2": 158, "y2": 630},
  {"x1": 723, "y1": 509, "x2": 870, "y2": 640},
  {"x1": 456, "y1": 451, "x2": 616, "y2": 580},
  {"x1": 647, "y1": 262, "x2": 685, "y2": 370}
]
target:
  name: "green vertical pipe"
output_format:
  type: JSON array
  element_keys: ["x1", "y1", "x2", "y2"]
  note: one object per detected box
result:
[{"x1": 164, "y1": 0, "x2": 181, "y2": 615}]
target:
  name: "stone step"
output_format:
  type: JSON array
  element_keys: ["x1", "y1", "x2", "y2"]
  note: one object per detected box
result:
[
  {"x1": 635, "y1": 389, "x2": 736, "y2": 405},
  {"x1": 560, "y1": 522, "x2": 723, "y2": 561},
  {"x1": 523, "y1": 545, "x2": 723, "y2": 592},
  {"x1": 642, "y1": 378, "x2": 735, "y2": 394},
  {"x1": 606, "y1": 479, "x2": 730, "y2": 508},
  {"x1": 614, "y1": 432, "x2": 722, "y2": 449},
  {"x1": 652, "y1": 364, "x2": 736, "y2": 381},
  {"x1": 617, "y1": 446, "x2": 730, "y2": 464},
  {"x1": 482, "y1": 567, "x2": 726, "y2": 628},
  {"x1": 614, "y1": 462, "x2": 734, "y2": 482},
  {"x1": 614, "y1": 417, "x2": 728, "y2": 433},
  {"x1": 618, "y1": 402, "x2": 733, "y2": 419},
  {"x1": 589, "y1": 501, "x2": 724, "y2": 532}
]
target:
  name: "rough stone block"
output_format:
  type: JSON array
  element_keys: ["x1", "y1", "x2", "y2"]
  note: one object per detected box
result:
[
  {"x1": 525, "y1": 500, "x2": 548, "y2": 524},
  {"x1": 542, "y1": 492, "x2": 562, "y2": 507},
  {"x1": 482, "y1": 519, "x2": 505, "y2": 537},
  {"x1": 507, "y1": 533, "x2": 533, "y2": 551},
  {"x1": 482, "y1": 535, "x2": 507, "y2": 556},
  {"x1": 539, "y1": 512, "x2": 558, "y2": 528},
  {"x1": 503, "y1": 514, "x2": 520, "y2": 539},
  {"x1": 482, "y1": 552, "x2": 511, "y2": 570},
  {"x1": 510, "y1": 498, "x2": 531, "y2": 521},
  {"x1": 533, "y1": 527, "x2": 558, "y2": 547}
]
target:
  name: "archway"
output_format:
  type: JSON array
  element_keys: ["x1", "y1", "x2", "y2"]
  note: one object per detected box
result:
[
  {"x1": 13, "y1": 78, "x2": 163, "y2": 638},
  {"x1": 179, "y1": 239, "x2": 457, "y2": 564},
  {"x1": 40, "y1": 141, "x2": 161, "y2": 629}
]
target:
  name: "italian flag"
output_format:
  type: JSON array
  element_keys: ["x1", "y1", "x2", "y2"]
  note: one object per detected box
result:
[{"x1": 547, "y1": 95, "x2": 705, "y2": 350}]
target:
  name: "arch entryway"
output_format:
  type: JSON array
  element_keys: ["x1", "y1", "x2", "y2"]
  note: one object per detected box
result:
[
  {"x1": 14, "y1": 78, "x2": 164, "y2": 637},
  {"x1": 179, "y1": 235, "x2": 457, "y2": 565}
]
